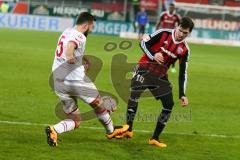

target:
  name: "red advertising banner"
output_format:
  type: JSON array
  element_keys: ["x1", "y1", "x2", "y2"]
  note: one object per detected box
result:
[{"x1": 140, "y1": 0, "x2": 159, "y2": 10}]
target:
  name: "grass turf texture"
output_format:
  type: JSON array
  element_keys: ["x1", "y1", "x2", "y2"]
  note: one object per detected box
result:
[{"x1": 0, "y1": 29, "x2": 240, "y2": 160}]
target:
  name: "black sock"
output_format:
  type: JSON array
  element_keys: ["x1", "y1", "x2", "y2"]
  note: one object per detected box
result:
[
  {"x1": 152, "y1": 109, "x2": 171, "y2": 140},
  {"x1": 152, "y1": 122, "x2": 166, "y2": 140},
  {"x1": 126, "y1": 98, "x2": 138, "y2": 132}
]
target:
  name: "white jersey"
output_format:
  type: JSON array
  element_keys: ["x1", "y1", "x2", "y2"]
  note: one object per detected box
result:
[{"x1": 52, "y1": 27, "x2": 86, "y2": 80}]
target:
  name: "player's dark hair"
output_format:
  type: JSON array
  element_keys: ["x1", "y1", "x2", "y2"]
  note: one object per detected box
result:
[
  {"x1": 76, "y1": 12, "x2": 96, "y2": 25},
  {"x1": 179, "y1": 16, "x2": 194, "y2": 32},
  {"x1": 169, "y1": 3, "x2": 175, "y2": 7}
]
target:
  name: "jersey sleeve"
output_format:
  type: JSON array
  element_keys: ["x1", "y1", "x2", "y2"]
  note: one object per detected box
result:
[
  {"x1": 178, "y1": 50, "x2": 190, "y2": 99},
  {"x1": 139, "y1": 29, "x2": 165, "y2": 60},
  {"x1": 160, "y1": 12, "x2": 165, "y2": 21},
  {"x1": 67, "y1": 33, "x2": 84, "y2": 49}
]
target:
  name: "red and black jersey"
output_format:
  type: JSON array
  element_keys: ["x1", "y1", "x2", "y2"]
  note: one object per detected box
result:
[
  {"x1": 159, "y1": 11, "x2": 180, "y2": 29},
  {"x1": 139, "y1": 28, "x2": 190, "y2": 98}
]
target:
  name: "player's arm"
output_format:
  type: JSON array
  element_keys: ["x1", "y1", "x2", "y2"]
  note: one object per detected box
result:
[
  {"x1": 139, "y1": 30, "x2": 164, "y2": 64},
  {"x1": 66, "y1": 41, "x2": 77, "y2": 64},
  {"x1": 178, "y1": 51, "x2": 190, "y2": 106},
  {"x1": 155, "y1": 18, "x2": 161, "y2": 30},
  {"x1": 155, "y1": 13, "x2": 164, "y2": 30}
]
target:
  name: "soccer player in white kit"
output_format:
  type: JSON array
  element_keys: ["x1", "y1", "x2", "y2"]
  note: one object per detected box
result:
[{"x1": 46, "y1": 12, "x2": 129, "y2": 147}]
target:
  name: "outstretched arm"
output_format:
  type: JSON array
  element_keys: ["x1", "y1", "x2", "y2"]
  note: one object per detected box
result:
[
  {"x1": 155, "y1": 18, "x2": 161, "y2": 30},
  {"x1": 178, "y1": 51, "x2": 190, "y2": 106}
]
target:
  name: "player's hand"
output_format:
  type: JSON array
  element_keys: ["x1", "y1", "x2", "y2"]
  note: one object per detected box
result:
[
  {"x1": 180, "y1": 96, "x2": 189, "y2": 107},
  {"x1": 67, "y1": 56, "x2": 75, "y2": 64},
  {"x1": 154, "y1": 52, "x2": 164, "y2": 64},
  {"x1": 142, "y1": 34, "x2": 150, "y2": 41}
]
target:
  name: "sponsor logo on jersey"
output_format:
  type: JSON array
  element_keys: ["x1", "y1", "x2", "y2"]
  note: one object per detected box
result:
[
  {"x1": 163, "y1": 40, "x2": 168, "y2": 44},
  {"x1": 177, "y1": 47, "x2": 183, "y2": 55},
  {"x1": 160, "y1": 47, "x2": 177, "y2": 59}
]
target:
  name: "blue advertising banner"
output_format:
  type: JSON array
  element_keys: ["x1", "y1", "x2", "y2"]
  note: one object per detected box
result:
[
  {"x1": 94, "y1": 21, "x2": 240, "y2": 41},
  {"x1": 0, "y1": 13, "x2": 74, "y2": 32},
  {"x1": 191, "y1": 29, "x2": 240, "y2": 41},
  {"x1": 1, "y1": 13, "x2": 239, "y2": 41},
  {"x1": 93, "y1": 20, "x2": 154, "y2": 35}
]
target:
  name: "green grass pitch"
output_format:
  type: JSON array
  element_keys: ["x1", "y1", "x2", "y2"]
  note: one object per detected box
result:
[{"x1": 0, "y1": 28, "x2": 240, "y2": 160}]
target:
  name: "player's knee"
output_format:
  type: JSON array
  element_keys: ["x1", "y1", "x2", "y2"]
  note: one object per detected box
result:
[
  {"x1": 127, "y1": 98, "x2": 139, "y2": 122},
  {"x1": 162, "y1": 99, "x2": 174, "y2": 110},
  {"x1": 159, "y1": 109, "x2": 172, "y2": 124},
  {"x1": 66, "y1": 108, "x2": 82, "y2": 128},
  {"x1": 90, "y1": 96, "x2": 102, "y2": 108},
  {"x1": 167, "y1": 100, "x2": 174, "y2": 109},
  {"x1": 62, "y1": 98, "x2": 78, "y2": 115},
  {"x1": 128, "y1": 97, "x2": 138, "y2": 108},
  {"x1": 90, "y1": 96, "x2": 107, "y2": 114}
]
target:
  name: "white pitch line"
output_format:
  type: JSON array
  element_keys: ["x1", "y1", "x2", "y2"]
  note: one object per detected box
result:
[{"x1": 0, "y1": 120, "x2": 240, "y2": 139}]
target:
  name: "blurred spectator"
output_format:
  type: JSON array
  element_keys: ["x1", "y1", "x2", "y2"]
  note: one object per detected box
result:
[
  {"x1": 155, "y1": 3, "x2": 180, "y2": 73},
  {"x1": 8, "y1": 1, "x2": 16, "y2": 11},
  {"x1": 156, "y1": 3, "x2": 180, "y2": 30},
  {"x1": 135, "y1": 7, "x2": 148, "y2": 40},
  {"x1": 165, "y1": 0, "x2": 175, "y2": 11},
  {"x1": 1, "y1": 1, "x2": 9, "y2": 13}
]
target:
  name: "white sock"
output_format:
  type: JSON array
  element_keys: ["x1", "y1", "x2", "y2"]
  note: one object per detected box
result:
[
  {"x1": 97, "y1": 110, "x2": 114, "y2": 134},
  {"x1": 53, "y1": 119, "x2": 76, "y2": 134}
]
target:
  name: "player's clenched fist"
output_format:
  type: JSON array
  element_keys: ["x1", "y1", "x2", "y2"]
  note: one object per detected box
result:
[
  {"x1": 142, "y1": 34, "x2": 151, "y2": 41},
  {"x1": 180, "y1": 96, "x2": 189, "y2": 107},
  {"x1": 154, "y1": 52, "x2": 164, "y2": 64}
]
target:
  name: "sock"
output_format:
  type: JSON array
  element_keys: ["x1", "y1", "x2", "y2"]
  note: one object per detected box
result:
[
  {"x1": 96, "y1": 109, "x2": 114, "y2": 134},
  {"x1": 126, "y1": 98, "x2": 138, "y2": 131},
  {"x1": 53, "y1": 119, "x2": 76, "y2": 134},
  {"x1": 152, "y1": 109, "x2": 171, "y2": 140},
  {"x1": 152, "y1": 122, "x2": 166, "y2": 141}
]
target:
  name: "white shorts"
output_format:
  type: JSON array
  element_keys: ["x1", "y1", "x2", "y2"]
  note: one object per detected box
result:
[{"x1": 54, "y1": 73, "x2": 99, "y2": 114}]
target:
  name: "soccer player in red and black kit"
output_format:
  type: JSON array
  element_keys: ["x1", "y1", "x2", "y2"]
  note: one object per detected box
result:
[
  {"x1": 115, "y1": 17, "x2": 194, "y2": 148},
  {"x1": 156, "y1": 3, "x2": 180, "y2": 73},
  {"x1": 156, "y1": 3, "x2": 180, "y2": 30}
]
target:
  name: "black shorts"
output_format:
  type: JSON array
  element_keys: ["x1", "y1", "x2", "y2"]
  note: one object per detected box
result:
[
  {"x1": 139, "y1": 25, "x2": 145, "y2": 34},
  {"x1": 131, "y1": 65, "x2": 172, "y2": 100}
]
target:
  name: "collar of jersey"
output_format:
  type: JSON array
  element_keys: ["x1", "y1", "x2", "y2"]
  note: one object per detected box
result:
[
  {"x1": 73, "y1": 26, "x2": 87, "y2": 39},
  {"x1": 171, "y1": 29, "x2": 186, "y2": 44},
  {"x1": 167, "y1": 11, "x2": 176, "y2": 17}
]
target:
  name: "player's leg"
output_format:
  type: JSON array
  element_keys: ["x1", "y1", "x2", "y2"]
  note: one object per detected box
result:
[
  {"x1": 115, "y1": 87, "x2": 143, "y2": 139},
  {"x1": 75, "y1": 74, "x2": 128, "y2": 139},
  {"x1": 115, "y1": 67, "x2": 148, "y2": 139},
  {"x1": 46, "y1": 94, "x2": 79, "y2": 146},
  {"x1": 127, "y1": 66, "x2": 149, "y2": 130},
  {"x1": 138, "y1": 25, "x2": 144, "y2": 40},
  {"x1": 147, "y1": 76, "x2": 174, "y2": 147},
  {"x1": 126, "y1": 90, "x2": 143, "y2": 131},
  {"x1": 54, "y1": 95, "x2": 80, "y2": 132},
  {"x1": 150, "y1": 92, "x2": 174, "y2": 148},
  {"x1": 90, "y1": 96, "x2": 114, "y2": 134},
  {"x1": 89, "y1": 96, "x2": 129, "y2": 139}
]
